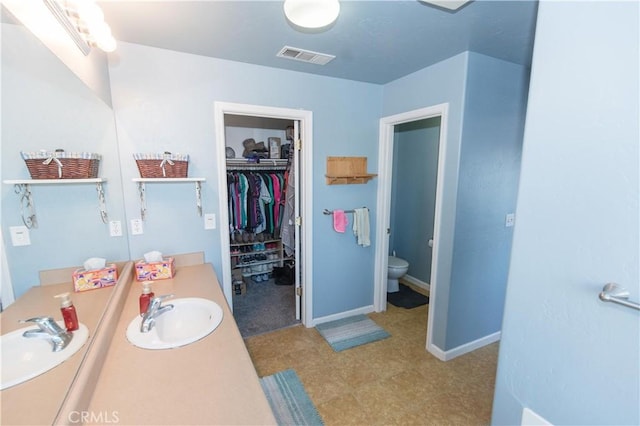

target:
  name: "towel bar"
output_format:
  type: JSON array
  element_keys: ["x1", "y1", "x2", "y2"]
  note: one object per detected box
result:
[{"x1": 323, "y1": 207, "x2": 367, "y2": 215}]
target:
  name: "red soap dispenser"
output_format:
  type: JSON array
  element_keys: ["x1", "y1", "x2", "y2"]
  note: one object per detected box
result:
[
  {"x1": 55, "y1": 293, "x2": 79, "y2": 332},
  {"x1": 139, "y1": 281, "x2": 155, "y2": 316}
]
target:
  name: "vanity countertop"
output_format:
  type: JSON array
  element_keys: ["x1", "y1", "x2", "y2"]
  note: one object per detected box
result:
[
  {"x1": 0, "y1": 280, "x2": 115, "y2": 426},
  {"x1": 87, "y1": 263, "x2": 277, "y2": 425}
]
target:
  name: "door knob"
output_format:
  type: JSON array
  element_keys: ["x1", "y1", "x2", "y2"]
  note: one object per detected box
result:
[{"x1": 428, "y1": 239, "x2": 433, "y2": 247}]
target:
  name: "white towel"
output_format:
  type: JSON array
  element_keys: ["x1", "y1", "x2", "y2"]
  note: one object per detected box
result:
[{"x1": 352, "y1": 208, "x2": 370, "y2": 247}]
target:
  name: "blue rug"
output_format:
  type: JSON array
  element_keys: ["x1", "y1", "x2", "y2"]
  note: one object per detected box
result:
[
  {"x1": 316, "y1": 314, "x2": 390, "y2": 352},
  {"x1": 260, "y1": 369, "x2": 324, "y2": 426}
]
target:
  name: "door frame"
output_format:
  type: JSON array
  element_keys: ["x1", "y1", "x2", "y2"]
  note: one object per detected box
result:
[
  {"x1": 214, "y1": 101, "x2": 314, "y2": 327},
  {"x1": 374, "y1": 103, "x2": 449, "y2": 357}
]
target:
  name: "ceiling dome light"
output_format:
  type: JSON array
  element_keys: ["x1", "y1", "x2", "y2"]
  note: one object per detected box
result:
[{"x1": 284, "y1": 0, "x2": 340, "y2": 29}]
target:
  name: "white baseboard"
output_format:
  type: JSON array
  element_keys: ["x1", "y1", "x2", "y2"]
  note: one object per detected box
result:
[
  {"x1": 311, "y1": 305, "x2": 375, "y2": 327},
  {"x1": 522, "y1": 408, "x2": 553, "y2": 425},
  {"x1": 401, "y1": 274, "x2": 430, "y2": 292},
  {"x1": 428, "y1": 331, "x2": 501, "y2": 361}
]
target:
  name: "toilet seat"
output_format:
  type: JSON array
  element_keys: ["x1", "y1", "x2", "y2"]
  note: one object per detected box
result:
[{"x1": 388, "y1": 256, "x2": 409, "y2": 269}]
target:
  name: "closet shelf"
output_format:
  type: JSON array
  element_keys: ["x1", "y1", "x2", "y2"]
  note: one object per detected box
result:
[
  {"x1": 234, "y1": 258, "x2": 283, "y2": 268},
  {"x1": 230, "y1": 248, "x2": 281, "y2": 257},
  {"x1": 230, "y1": 239, "x2": 281, "y2": 247},
  {"x1": 226, "y1": 159, "x2": 288, "y2": 170}
]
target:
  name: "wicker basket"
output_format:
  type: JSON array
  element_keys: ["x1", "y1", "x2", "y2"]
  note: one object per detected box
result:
[
  {"x1": 21, "y1": 151, "x2": 101, "y2": 179},
  {"x1": 134, "y1": 152, "x2": 189, "y2": 178}
]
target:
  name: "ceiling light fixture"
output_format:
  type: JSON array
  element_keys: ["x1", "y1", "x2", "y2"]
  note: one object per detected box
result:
[
  {"x1": 283, "y1": 0, "x2": 340, "y2": 29},
  {"x1": 42, "y1": 0, "x2": 117, "y2": 55}
]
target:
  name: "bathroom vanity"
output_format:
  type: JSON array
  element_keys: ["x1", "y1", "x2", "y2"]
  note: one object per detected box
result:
[
  {"x1": 1, "y1": 256, "x2": 275, "y2": 425},
  {"x1": 86, "y1": 261, "x2": 276, "y2": 425},
  {"x1": 0, "y1": 262, "x2": 132, "y2": 426}
]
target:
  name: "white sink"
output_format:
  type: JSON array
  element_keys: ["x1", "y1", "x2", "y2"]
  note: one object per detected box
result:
[
  {"x1": 0, "y1": 322, "x2": 89, "y2": 390},
  {"x1": 126, "y1": 297, "x2": 223, "y2": 350}
]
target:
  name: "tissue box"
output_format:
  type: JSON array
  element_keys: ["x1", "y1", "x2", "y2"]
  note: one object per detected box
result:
[
  {"x1": 72, "y1": 264, "x2": 118, "y2": 292},
  {"x1": 135, "y1": 257, "x2": 175, "y2": 281}
]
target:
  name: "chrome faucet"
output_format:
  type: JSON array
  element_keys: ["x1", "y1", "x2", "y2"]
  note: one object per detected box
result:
[
  {"x1": 21, "y1": 316, "x2": 73, "y2": 352},
  {"x1": 140, "y1": 294, "x2": 175, "y2": 333}
]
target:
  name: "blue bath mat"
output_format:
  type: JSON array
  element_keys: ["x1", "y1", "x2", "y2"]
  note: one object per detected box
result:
[
  {"x1": 260, "y1": 369, "x2": 324, "y2": 426},
  {"x1": 316, "y1": 314, "x2": 390, "y2": 352}
]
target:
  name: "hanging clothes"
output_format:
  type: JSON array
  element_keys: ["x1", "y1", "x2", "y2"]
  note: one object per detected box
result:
[{"x1": 226, "y1": 169, "x2": 286, "y2": 235}]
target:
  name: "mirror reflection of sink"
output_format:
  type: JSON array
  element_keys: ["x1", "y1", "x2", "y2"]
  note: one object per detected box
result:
[
  {"x1": 1, "y1": 322, "x2": 89, "y2": 390},
  {"x1": 126, "y1": 298, "x2": 223, "y2": 350}
]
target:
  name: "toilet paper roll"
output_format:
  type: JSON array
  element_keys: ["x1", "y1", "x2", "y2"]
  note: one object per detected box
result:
[
  {"x1": 84, "y1": 257, "x2": 107, "y2": 271},
  {"x1": 144, "y1": 251, "x2": 163, "y2": 263}
]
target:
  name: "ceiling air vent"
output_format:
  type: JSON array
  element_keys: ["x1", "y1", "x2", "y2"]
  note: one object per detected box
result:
[{"x1": 277, "y1": 46, "x2": 335, "y2": 65}]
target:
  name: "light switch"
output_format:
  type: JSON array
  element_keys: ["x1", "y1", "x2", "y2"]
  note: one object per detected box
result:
[
  {"x1": 204, "y1": 213, "x2": 216, "y2": 230},
  {"x1": 505, "y1": 213, "x2": 515, "y2": 227},
  {"x1": 10, "y1": 226, "x2": 31, "y2": 246}
]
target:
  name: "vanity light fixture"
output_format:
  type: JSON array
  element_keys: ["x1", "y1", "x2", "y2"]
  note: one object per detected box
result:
[
  {"x1": 42, "y1": 0, "x2": 117, "y2": 55},
  {"x1": 283, "y1": 0, "x2": 340, "y2": 29}
]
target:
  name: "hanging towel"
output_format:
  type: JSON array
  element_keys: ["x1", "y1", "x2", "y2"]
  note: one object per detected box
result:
[
  {"x1": 352, "y1": 208, "x2": 370, "y2": 247},
  {"x1": 333, "y1": 210, "x2": 348, "y2": 233}
]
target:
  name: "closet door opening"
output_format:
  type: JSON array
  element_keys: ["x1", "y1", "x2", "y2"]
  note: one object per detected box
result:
[{"x1": 222, "y1": 113, "x2": 301, "y2": 338}]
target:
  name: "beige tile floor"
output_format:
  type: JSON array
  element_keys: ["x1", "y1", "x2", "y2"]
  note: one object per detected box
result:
[{"x1": 245, "y1": 287, "x2": 499, "y2": 426}]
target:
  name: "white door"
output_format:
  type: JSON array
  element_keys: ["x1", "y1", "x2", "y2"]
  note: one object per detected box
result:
[
  {"x1": 278, "y1": 120, "x2": 302, "y2": 321},
  {"x1": 293, "y1": 120, "x2": 302, "y2": 320}
]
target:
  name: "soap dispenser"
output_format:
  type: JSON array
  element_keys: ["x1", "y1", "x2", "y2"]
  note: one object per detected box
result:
[
  {"x1": 139, "y1": 281, "x2": 155, "y2": 316},
  {"x1": 55, "y1": 292, "x2": 79, "y2": 332}
]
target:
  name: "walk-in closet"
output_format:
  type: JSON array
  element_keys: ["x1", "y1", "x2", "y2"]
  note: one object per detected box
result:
[{"x1": 223, "y1": 114, "x2": 300, "y2": 338}]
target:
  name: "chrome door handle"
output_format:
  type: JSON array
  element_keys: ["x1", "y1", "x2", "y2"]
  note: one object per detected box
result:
[{"x1": 599, "y1": 283, "x2": 640, "y2": 311}]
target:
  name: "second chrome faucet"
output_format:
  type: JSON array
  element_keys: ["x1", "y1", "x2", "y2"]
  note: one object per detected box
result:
[{"x1": 140, "y1": 294, "x2": 174, "y2": 333}]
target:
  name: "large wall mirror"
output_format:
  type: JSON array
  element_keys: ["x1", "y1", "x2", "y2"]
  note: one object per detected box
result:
[
  {"x1": 1, "y1": 7, "x2": 130, "y2": 299},
  {"x1": 1, "y1": 6, "x2": 130, "y2": 424}
]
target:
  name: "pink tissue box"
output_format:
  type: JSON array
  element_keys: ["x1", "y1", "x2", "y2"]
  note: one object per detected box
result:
[
  {"x1": 72, "y1": 264, "x2": 118, "y2": 292},
  {"x1": 135, "y1": 258, "x2": 175, "y2": 281}
]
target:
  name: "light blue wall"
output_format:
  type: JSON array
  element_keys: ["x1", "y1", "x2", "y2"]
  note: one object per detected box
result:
[
  {"x1": 446, "y1": 52, "x2": 528, "y2": 349},
  {"x1": 492, "y1": 1, "x2": 639, "y2": 425},
  {"x1": 382, "y1": 51, "x2": 529, "y2": 351},
  {"x1": 383, "y1": 52, "x2": 468, "y2": 348},
  {"x1": 390, "y1": 118, "x2": 440, "y2": 283},
  {"x1": 107, "y1": 42, "x2": 383, "y2": 319},
  {"x1": 1, "y1": 23, "x2": 129, "y2": 298}
]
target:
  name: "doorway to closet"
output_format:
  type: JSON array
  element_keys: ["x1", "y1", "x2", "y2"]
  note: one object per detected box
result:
[{"x1": 214, "y1": 102, "x2": 314, "y2": 338}]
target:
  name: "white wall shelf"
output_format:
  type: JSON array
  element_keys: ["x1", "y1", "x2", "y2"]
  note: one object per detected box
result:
[
  {"x1": 3, "y1": 178, "x2": 109, "y2": 229},
  {"x1": 132, "y1": 177, "x2": 206, "y2": 220}
]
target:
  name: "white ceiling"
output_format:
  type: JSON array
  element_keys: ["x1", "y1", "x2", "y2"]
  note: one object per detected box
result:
[{"x1": 97, "y1": 0, "x2": 539, "y2": 84}]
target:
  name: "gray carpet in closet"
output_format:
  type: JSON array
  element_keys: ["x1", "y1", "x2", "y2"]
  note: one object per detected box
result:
[{"x1": 232, "y1": 277, "x2": 299, "y2": 338}]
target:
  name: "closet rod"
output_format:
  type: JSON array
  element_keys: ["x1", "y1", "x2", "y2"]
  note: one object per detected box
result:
[{"x1": 227, "y1": 166, "x2": 288, "y2": 171}]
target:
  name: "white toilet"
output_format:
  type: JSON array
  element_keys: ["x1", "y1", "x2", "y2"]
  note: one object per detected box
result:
[{"x1": 387, "y1": 256, "x2": 409, "y2": 293}]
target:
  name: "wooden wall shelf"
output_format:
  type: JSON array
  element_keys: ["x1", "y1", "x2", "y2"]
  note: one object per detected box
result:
[{"x1": 325, "y1": 156, "x2": 377, "y2": 185}]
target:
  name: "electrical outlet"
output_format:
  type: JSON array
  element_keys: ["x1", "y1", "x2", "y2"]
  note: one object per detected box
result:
[
  {"x1": 9, "y1": 226, "x2": 31, "y2": 246},
  {"x1": 204, "y1": 213, "x2": 216, "y2": 230},
  {"x1": 109, "y1": 220, "x2": 122, "y2": 237},
  {"x1": 505, "y1": 213, "x2": 515, "y2": 227},
  {"x1": 130, "y1": 219, "x2": 144, "y2": 235}
]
